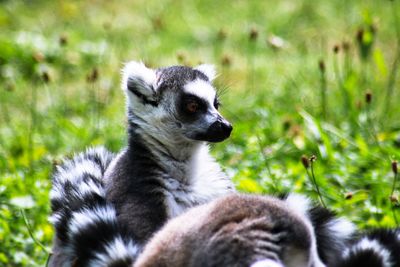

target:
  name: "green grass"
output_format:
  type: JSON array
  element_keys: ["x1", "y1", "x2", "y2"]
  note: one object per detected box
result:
[{"x1": 0, "y1": 0, "x2": 400, "y2": 266}]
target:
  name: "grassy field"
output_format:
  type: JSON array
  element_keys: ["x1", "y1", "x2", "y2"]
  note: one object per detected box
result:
[{"x1": 0, "y1": 0, "x2": 400, "y2": 265}]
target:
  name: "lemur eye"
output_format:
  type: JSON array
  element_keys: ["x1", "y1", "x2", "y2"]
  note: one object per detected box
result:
[
  {"x1": 186, "y1": 101, "x2": 199, "y2": 113},
  {"x1": 214, "y1": 98, "x2": 220, "y2": 110}
]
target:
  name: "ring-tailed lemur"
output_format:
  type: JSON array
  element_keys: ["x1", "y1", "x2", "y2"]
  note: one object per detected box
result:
[
  {"x1": 333, "y1": 228, "x2": 400, "y2": 267},
  {"x1": 49, "y1": 62, "x2": 235, "y2": 266},
  {"x1": 134, "y1": 193, "x2": 356, "y2": 267}
]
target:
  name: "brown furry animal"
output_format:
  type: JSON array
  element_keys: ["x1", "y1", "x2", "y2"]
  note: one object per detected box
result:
[{"x1": 134, "y1": 194, "x2": 355, "y2": 267}]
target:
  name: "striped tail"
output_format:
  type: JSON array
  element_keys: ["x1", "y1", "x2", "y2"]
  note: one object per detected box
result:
[
  {"x1": 284, "y1": 194, "x2": 356, "y2": 267},
  {"x1": 306, "y1": 204, "x2": 356, "y2": 266},
  {"x1": 335, "y1": 228, "x2": 400, "y2": 267},
  {"x1": 49, "y1": 147, "x2": 139, "y2": 267}
]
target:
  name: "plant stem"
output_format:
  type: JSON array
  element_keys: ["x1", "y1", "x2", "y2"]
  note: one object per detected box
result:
[
  {"x1": 256, "y1": 135, "x2": 277, "y2": 191},
  {"x1": 383, "y1": 0, "x2": 400, "y2": 121},
  {"x1": 28, "y1": 83, "x2": 38, "y2": 174},
  {"x1": 319, "y1": 66, "x2": 327, "y2": 120},
  {"x1": 391, "y1": 170, "x2": 398, "y2": 197},
  {"x1": 365, "y1": 101, "x2": 380, "y2": 148},
  {"x1": 247, "y1": 34, "x2": 257, "y2": 92},
  {"x1": 20, "y1": 209, "x2": 50, "y2": 254},
  {"x1": 333, "y1": 54, "x2": 350, "y2": 118},
  {"x1": 45, "y1": 253, "x2": 52, "y2": 267},
  {"x1": 308, "y1": 161, "x2": 326, "y2": 208},
  {"x1": 392, "y1": 208, "x2": 399, "y2": 226},
  {"x1": 391, "y1": 162, "x2": 399, "y2": 226}
]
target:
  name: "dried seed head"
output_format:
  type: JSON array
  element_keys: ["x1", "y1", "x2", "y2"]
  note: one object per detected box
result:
[
  {"x1": 52, "y1": 158, "x2": 62, "y2": 167},
  {"x1": 86, "y1": 67, "x2": 99, "y2": 83},
  {"x1": 33, "y1": 52, "x2": 45, "y2": 63},
  {"x1": 370, "y1": 24, "x2": 378, "y2": 34},
  {"x1": 395, "y1": 135, "x2": 400, "y2": 148},
  {"x1": 393, "y1": 161, "x2": 398, "y2": 175},
  {"x1": 176, "y1": 52, "x2": 186, "y2": 64},
  {"x1": 342, "y1": 41, "x2": 350, "y2": 52},
  {"x1": 333, "y1": 44, "x2": 340, "y2": 54},
  {"x1": 42, "y1": 71, "x2": 50, "y2": 83},
  {"x1": 282, "y1": 118, "x2": 292, "y2": 131},
  {"x1": 249, "y1": 27, "x2": 258, "y2": 41},
  {"x1": 355, "y1": 100, "x2": 362, "y2": 110},
  {"x1": 365, "y1": 91, "x2": 372, "y2": 104},
  {"x1": 356, "y1": 28, "x2": 364, "y2": 43},
  {"x1": 344, "y1": 192, "x2": 353, "y2": 200},
  {"x1": 356, "y1": 26, "x2": 374, "y2": 61},
  {"x1": 5, "y1": 82, "x2": 15, "y2": 92},
  {"x1": 390, "y1": 194, "x2": 399, "y2": 203},
  {"x1": 289, "y1": 124, "x2": 301, "y2": 137},
  {"x1": 102, "y1": 21, "x2": 112, "y2": 30},
  {"x1": 310, "y1": 155, "x2": 317, "y2": 162},
  {"x1": 301, "y1": 155, "x2": 310, "y2": 169},
  {"x1": 318, "y1": 59, "x2": 325, "y2": 73},
  {"x1": 217, "y1": 28, "x2": 227, "y2": 41},
  {"x1": 59, "y1": 34, "x2": 68, "y2": 46},
  {"x1": 221, "y1": 54, "x2": 232, "y2": 66},
  {"x1": 152, "y1": 16, "x2": 163, "y2": 31}
]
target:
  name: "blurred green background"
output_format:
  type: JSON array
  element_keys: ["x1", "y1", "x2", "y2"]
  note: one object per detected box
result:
[{"x1": 0, "y1": 0, "x2": 400, "y2": 266}]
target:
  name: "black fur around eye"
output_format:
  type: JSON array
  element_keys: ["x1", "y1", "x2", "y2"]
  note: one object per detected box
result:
[
  {"x1": 214, "y1": 98, "x2": 220, "y2": 110},
  {"x1": 181, "y1": 94, "x2": 206, "y2": 115},
  {"x1": 186, "y1": 100, "x2": 199, "y2": 113}
]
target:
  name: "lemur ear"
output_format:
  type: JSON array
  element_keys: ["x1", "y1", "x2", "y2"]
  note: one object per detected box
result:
[
  {"x1": 195, "y1": 64, "x2": 217, "y2": 81},
  {"x1": 122, "y1": 61, "x2": 158, "y2": 105}
]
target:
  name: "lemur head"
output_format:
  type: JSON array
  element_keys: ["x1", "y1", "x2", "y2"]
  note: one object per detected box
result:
[{"x1": 122, "y1": 61, "x2": 232, "y2": 143}]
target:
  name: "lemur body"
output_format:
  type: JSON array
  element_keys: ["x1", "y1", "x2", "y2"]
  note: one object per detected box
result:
[
  {"x1": 134, "y1": 194, "x2": 356, "y2": 267},
  {"x1": 49, "y1": 62, "x2": 234, "y2": 266}
]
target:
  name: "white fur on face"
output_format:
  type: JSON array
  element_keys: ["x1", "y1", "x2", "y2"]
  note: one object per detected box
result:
[
  {"x1": 195, "y1": 64, "x2": 217, "y2": 81},
  {"x1": 184, "y1": 79, "x2": 216, "y2": 106}
]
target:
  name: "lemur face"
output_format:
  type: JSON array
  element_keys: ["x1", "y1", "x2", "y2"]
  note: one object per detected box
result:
[{"x1": 122, "y1": 61, "x2": 232, "y2": 143}]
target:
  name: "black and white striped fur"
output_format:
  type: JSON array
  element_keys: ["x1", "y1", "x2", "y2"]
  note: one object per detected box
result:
[
  {"x1": 49, "y1": 62, "x2": 234, "y2": 266},
  {"x1": 134, "y1": 193, "x2": 355, "y2": 267},
  {"x1": 334, "y1": 228, "x2": 400, "y2": 267},
  {"x1": 49, "y1": 147, "x2": 139, "y2": 266}
]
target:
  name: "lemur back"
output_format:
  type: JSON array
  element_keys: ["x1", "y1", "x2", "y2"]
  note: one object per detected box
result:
[
  {"x1": 49, "y1": 62, "x2": 234, "y2": 266},
  {"x1": 134, "y1": 194, "x2": 355, "y2": 267}
]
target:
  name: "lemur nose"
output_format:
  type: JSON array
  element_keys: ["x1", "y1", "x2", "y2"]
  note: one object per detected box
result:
[
  {"x1": 221, "y1": 120, "x2": 233, "y2": 135},
  {"x1": 216, "y1": 117, "x2": 233, "y2": 136},
  {"x1": 204, "y1": 117, "x2": 233, "y2": 143}
]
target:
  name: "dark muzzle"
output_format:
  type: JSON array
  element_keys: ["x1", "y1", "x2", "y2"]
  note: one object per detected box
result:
[{"x1": 203, "y1": 117, "x2": 233, "y2": 143}]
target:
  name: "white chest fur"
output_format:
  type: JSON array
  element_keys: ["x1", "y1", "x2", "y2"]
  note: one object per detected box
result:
[{"x1": 162, "y1": 145, "x2": 234, "y2": 218}]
